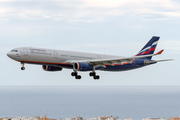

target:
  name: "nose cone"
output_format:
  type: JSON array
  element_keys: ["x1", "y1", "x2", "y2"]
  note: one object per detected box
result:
[
  {"x1": 7, "y1": 52, "x2": 11, "y2": 57},
  {"x1": 7, "y1": 52, "x2": 13, "y2": 59}
]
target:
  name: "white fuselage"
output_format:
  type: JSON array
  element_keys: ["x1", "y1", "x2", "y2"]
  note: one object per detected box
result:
[{"x1": 7, "y1": 47, "x2": 122, "y2": 67}]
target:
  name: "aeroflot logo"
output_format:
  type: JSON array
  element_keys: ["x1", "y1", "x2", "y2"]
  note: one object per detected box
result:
[{"x1": 30, "y1": 49, "x2": 46, "y2": 51}]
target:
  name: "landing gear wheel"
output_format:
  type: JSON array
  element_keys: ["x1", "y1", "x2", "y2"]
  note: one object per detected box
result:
[
  {"x1": 75, "y1": 75, "x2": 81, "y2": 79},
  {"x1": 96, "y1": 75, "x2": 100, "y2": 79},
  {"x1": 21, "y1": 67, "x2": 25, "y2": 70},
  {"x1": 78, "y1": 75, "x2": 81, "y2": 79},
  {"x1": 89, "y1": 72, "x2": 96, "y2": 77},
  {"x1": 71, "y1": 72, "x2": 77, "y2": 76},
  {"x1": 93, "y1": 75, "x2": 100, "y2": 80}
]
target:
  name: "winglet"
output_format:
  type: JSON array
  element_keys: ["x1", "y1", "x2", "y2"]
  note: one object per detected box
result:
[{"x1": 156, "y1": 49, "x2": 164, "y2": 55}]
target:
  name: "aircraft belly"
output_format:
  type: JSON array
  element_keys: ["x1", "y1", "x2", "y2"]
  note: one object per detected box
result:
[
  {"x1": 103, "y1": 64, "x2": 145, "y2": 71},
  {"x1": 57, "y1": 64, "x2": 73, "y2": 69}
]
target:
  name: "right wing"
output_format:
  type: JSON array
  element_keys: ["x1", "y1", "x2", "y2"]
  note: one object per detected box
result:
[{"x1": 65, "y1": 50, "x2": 165, "y2": 67}]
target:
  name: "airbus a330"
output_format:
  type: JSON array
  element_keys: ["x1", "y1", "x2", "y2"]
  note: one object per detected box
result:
[{"x1": 7, "y1": 36, "x2": 172, "y2": 80}]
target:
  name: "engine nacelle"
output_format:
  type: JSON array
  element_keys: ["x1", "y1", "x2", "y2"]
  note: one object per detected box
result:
[
  {"x1": 42, "y1": 65, "x2": 63, "y2": 71},
  {"x1": 73, "y1": 62, "x2": 93, "y2": 71}
]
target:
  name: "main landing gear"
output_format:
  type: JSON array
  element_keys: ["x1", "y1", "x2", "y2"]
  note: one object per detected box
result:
[
  {"x1": 71, "y1": 71, "x2": 81, "y2": 80},
  {"x1": 21, "y1": 62, "x2": 25, "y2": 70},
  {"x1": 71, "y1": 71, "x2": 100, "y2": 80},
  {"x1": 89, "y1": 72, "x2": 100, "y2": 80}
]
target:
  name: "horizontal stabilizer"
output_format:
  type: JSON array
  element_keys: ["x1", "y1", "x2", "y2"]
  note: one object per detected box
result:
[
  {"x1": 144, "y1": 59, "x2": 174, "y2": 64},
  {"x1": 154, "y1": 59, "x2": 174, "y2": 62},
  {"x1": 155, "y1": 49, "x2": 164, "y2": 55}
]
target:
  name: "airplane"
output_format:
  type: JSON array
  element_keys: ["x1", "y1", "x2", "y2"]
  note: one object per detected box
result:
[{"x1": 7, "y1": 36, "x2": 172, "y2": 80}]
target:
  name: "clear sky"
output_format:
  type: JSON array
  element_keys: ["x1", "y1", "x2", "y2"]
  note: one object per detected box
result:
[{"x1": 1, "y1": 0, "x2": 180, "y2": 85}]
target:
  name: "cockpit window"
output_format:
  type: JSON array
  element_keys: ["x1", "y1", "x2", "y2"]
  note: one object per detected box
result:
[{"x1": 11, "y1": 50, "x2": 18, "y2": 52}]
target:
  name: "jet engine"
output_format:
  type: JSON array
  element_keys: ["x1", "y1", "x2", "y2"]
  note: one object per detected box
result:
[
  {"x1": 73, "y1": 62, "x2": 93, "y2": 71},
  {"x1": 42, "y1": 65, "x2": 63, "y2": 71}
]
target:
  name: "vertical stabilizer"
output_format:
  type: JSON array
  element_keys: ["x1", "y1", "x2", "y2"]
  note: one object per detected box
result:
[{"x1": 136, "y1": 36, "x2": 160, "y2": 59}]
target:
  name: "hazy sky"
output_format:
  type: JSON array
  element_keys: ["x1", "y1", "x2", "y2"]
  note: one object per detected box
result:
[{"x1": 1, "y1": 0, "x2": 180, "y2": 85}]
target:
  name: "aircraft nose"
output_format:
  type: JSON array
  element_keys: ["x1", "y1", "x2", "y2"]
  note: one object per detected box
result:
[{"x1": 7, "y1": 52, "x2": 11, "y2": 58}]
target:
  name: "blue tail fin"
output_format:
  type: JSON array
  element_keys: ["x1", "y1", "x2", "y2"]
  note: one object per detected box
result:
[{"x1": 136, "y1": 36, "x2": 160, "y2": 59}]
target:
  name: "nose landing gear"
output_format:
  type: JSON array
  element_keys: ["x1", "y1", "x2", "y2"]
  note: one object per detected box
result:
[{"x1": 21, "y1": 62, "x2": 25, "y2": 70}]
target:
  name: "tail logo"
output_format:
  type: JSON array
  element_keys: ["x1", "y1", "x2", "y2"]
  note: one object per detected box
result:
[
  {"x1": 136, "y1": 36, "x2": 160, "y2": 59},
  {"x1": 136, "y1": 41, "x2": 158, "y2": 56}
]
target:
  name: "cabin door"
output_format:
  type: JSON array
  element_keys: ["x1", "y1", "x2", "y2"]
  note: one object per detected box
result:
[
  {"x1": 54, "y1": 51, "x2": 58, "y2": 58},
  {"x1": 23, "y1": 48, "x2": 28, "y2": 56}
]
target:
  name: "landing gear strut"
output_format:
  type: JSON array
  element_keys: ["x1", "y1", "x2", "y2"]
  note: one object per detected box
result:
[
  {"x1": 71, "y1": 71, "x2": 81, "y2": 80},
  {"x1": 89, "y1": 72, "x2": 100, "y2": 80},
  {"x1": 21, "y1": 62, "x2": 25, "y2": 70}
]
